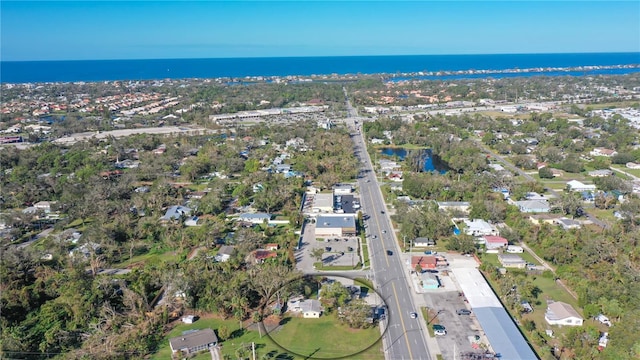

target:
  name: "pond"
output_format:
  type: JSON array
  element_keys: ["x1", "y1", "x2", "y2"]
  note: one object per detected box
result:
[{"x1": 379, "y1": 147, "x2": 447, "y2": 173}]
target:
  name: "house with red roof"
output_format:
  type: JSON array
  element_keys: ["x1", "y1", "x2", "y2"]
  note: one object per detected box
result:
[{"x1": 483, "y1": 236, "x2": 509, "y2": 250}]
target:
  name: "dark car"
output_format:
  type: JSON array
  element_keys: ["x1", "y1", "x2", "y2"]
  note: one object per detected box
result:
[
  {"x1": 325, "y1": 247, "x2": 331, "y2": 251},
  {"x1": 380, "y1": 210, "x2": 385, "y2": 214},
  {"x1": 386, "y1": 250, "x2": 393, "y2": 256},
  {"x1": 457, "y1": 309, "x2": 472, "y2": 315}
]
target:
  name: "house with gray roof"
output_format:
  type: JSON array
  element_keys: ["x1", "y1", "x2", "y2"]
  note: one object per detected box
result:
[
  {"x1": 237, "y1": 213, "x2": 272, "y2": 224},
  {"x1": 545, "y1": 301, "x2": 583, "y2": 326},
  {"x1": 169, "y1": 328, "x2": 218, "y2": 355},
  {"x1": 514, "y1": 200, "x2": 550, "y2": 213},
  {"x1": 160, "y1": 205, "x2": 191, "y2": 221}
]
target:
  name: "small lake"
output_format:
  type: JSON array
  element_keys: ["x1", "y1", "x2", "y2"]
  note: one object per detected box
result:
[{"x1": 379, "y1": 147, "x2": 447, "y2": 173}]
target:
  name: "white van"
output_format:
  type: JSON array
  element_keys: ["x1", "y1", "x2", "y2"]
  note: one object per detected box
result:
[{"x1": 506, "y1": 245, "x2": 524, "y2": 253}]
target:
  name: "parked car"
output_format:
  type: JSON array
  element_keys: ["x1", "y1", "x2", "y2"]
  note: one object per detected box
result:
[
  {"x1": 424, "y1": 250, "x2": 437, "y2": 255},
  {"x1": 433, "y1": 324, "x2": 447, "y2": 336},
  {"x1": 325, "y1": 247, "x2": 331, "y2": 251},
  {"x1": 595, "y1": 314, "x2": 612, "y2": 326},
  {"x1": 457, "y1": 309, "x2": 472, "y2": 315}
]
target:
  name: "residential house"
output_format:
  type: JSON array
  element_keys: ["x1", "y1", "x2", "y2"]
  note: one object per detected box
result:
[
  {"x1": 114, "y1": 159, "x2": 140, "y2": 169},
  {"x1": 237, "y1": 213, "x2": 272, "y2": 224},
  {"x1": 184, "y1": 216, "x2": 201, "y2": 227},
  {"x1": 555, "y1": 218, "x2": 582, "y2": 230},
  {"x1": 514, "y1": 200, "x2": 551, "y2": 213},
  {"x1": 275, "y1": 164, "x2": 292, "y2": 173},
  {"x1": 265, "y1": 243, "x2": 279, "y2": 251},
  {"x1": 413, "y1": 237, "x2": 436, "y2": 247},
  {"x1": 529, "y1": 214, "x2": 563, "y2": 225},
  {"x1": 169, "y1": 328, "x2": 218, "y2": 355},
  {"x1": 626, "y1": 162, "x2": 640, "y2": 169},
  {"x1": 160, "y1": 205, "x2": 192, "y2": 221},
  {"x1": 463, "y1": 219, "x2": 499, "y2": 237},
  {"x1": 437, "y1": 201, "x2": 471, "y2": 214},
  {"x1": 483, "y1": 236, "x2": 509, "y2": 250},
  {"x1": 250, "y1": 249, "x2": 277, "y2": 264},
  {"x1": 566, "y1": 180, "x2": 597, "y2": 192},
  {"x1": 497, "y1": 254, "x2": 527, "y2": 269},
  {"x1": 545, "y1": 301, "x2": 583, "y2": 326},
  {"x1": 590, "y1": 148, "x2": 618, "y2": 157},
  {"x1": 34, "y1": 201, "x2": 56, "y2": 213},
  {"x1": 588, "y1": 169, "x2": 614, "y2": 177},
  {"x1": 301, "y1": 299, "x2": 323, "y2": 318},
  {"x1": 215, "y1": 245, "x2": 235, "y2": 262},
  {"x1": 288, "y1": 298, "x2": 323, "y2": 318}
]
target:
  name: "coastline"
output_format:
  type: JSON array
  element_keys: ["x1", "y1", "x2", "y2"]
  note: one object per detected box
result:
[{"x1": 2, "y1": 52, "x2": 639, "y2": 84}]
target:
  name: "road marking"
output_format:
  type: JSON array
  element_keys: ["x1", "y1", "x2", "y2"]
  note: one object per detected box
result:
[
  {"x1": 364, "y1": 186, "x2": 390, "y2": 267},
  {"x1": 392, "y1": 282, "x2": 415, "y2": 360}
]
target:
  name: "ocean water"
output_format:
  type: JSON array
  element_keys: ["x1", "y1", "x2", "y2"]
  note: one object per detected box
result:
[{"x1": 1, "y1": 52, "x2": 639, "y2": 83}]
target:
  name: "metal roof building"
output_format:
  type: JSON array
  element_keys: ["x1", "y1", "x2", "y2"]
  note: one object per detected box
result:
[{"x1": 452, "y1": 268, "x2": 538, "y2": 360}]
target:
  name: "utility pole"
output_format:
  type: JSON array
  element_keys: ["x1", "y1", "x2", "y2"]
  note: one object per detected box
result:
[{"x1": 252, "y1": 342, "x2": 256, "y2": 360}]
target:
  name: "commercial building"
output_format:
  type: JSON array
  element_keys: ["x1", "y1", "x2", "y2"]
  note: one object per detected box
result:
[
  {"x1": 314, "y1": 214, "x2": 356, "y2": 237},
  {"x1": 452, "y1": 268, "x2": 538, "y2": 360},
  {"x1": 312, "y1": 193, "x2": 334, "y2": 213}
]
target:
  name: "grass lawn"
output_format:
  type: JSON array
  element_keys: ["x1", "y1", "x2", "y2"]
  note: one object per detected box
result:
[
  {"x1": 587, "y1": 208, "x2": 617, "y2": 225},
  {"x1": 153, "y1": 316, "x2": 292, "y2": 360},
  {"x1": 520, "y1": 251, "x2": 540, "y2": 265},
  {"x1": 313, "y1": 262, "x2": 360, "y2": 271},
  {"x1": 269, "y1": 315, "x2": 383, "y2": 359},
  {"x1": 115, "y1": 248, "x2": 187, "y2": 268},
  {"x1": 611, "y1": 164, "x2": 640, "y2": 177}
]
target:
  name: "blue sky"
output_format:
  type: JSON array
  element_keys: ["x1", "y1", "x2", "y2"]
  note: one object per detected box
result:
[{"x1": 1, "y1": 1, "x2": 639, "y2": 61}]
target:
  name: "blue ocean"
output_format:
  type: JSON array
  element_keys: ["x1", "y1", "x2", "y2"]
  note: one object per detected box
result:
[{"x1": 1, "y1": 52, "x2": 639, "y2": 83}]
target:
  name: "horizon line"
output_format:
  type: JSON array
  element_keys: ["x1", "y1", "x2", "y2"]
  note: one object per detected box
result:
[{"x1": 3, "y1": 51, "x2": 640, "y2": 63}]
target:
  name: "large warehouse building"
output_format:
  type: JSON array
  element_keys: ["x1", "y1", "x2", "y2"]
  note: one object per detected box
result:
[
  {"x1": 451, "y1": 268, "x2": 538, "y2": 360},
  {"x1": 314, "y1": 214, "x2": 356, "y2": 237}
]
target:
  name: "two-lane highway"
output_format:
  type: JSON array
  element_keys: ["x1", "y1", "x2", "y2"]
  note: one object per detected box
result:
[{"x1": 345, "y1": 90, "x2": 432, "y2": 360}]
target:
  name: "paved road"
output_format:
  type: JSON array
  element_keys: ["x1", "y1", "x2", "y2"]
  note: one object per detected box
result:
[{"x1": 345, "y1": 90, "x2": 433, "y2": 360}]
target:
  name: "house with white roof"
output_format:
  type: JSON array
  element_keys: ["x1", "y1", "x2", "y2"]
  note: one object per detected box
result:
[
  {"x1": 590, "y1": 148, "x2": 617, "y2": 157},
  {"x1": 545, "y1": 301, "x2": 583, "y2": 326},
  {"x1": 237, "y1": 213, "x2": 272, "y2": 224},
  {"x1": 566, "y1": 180, "x2": 597, "y2": 192},
  {"x1": 463, "y1": 219, "x2": 499, "y2": 237}
]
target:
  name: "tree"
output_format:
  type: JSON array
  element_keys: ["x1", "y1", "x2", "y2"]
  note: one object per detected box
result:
[
  {"x1": 538, "y1": 167, "x2": 554, "y2": 179},
  {"x1": 218, "y1": 326, "x2": 230, "y2": 341},
  {"x1": 339, "y1": 299, "x2": 374, "y2": 329},
  {"x1": 311, "y1": 248, "x2": 325, "y2": 263},
  {"x1": 559, "y1": 192, "x2": 583, "y2": 218}
]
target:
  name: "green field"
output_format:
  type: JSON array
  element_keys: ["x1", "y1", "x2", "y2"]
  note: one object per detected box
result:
[{"x1": 269, "y1": 315, "x2": 383, "y2": 360}]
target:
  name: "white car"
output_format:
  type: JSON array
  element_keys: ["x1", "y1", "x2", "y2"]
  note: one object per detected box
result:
[
  {"x1": 595, "y1": 314, "x2": 612, "y2": 326},
  {"x1": 410, "y1": 312, "x2": 418, "y2": 319}
]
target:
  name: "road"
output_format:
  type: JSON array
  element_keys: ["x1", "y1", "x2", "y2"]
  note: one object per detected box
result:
[
  {"x1": 471, "y1": 138, "x2": 609, "y2": 229},
  {"x1": 344, "y1": 89, "x2": 433, "y2": 360}
]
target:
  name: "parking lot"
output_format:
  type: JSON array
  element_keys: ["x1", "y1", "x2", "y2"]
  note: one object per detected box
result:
[
  {"x1": 319, "y1": 236, "x2": 360, "y2": 267},
  {"x1": 400, "y1": 252, "x2": 491, "y2": 358},
  {"x1": 295, "y1": 220, "x2": 361, "y2": 272}
]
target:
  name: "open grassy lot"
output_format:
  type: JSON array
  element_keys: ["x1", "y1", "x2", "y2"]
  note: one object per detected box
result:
[{"x1": 269, "y1": 315, "x2": 383, "y2": 359}]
